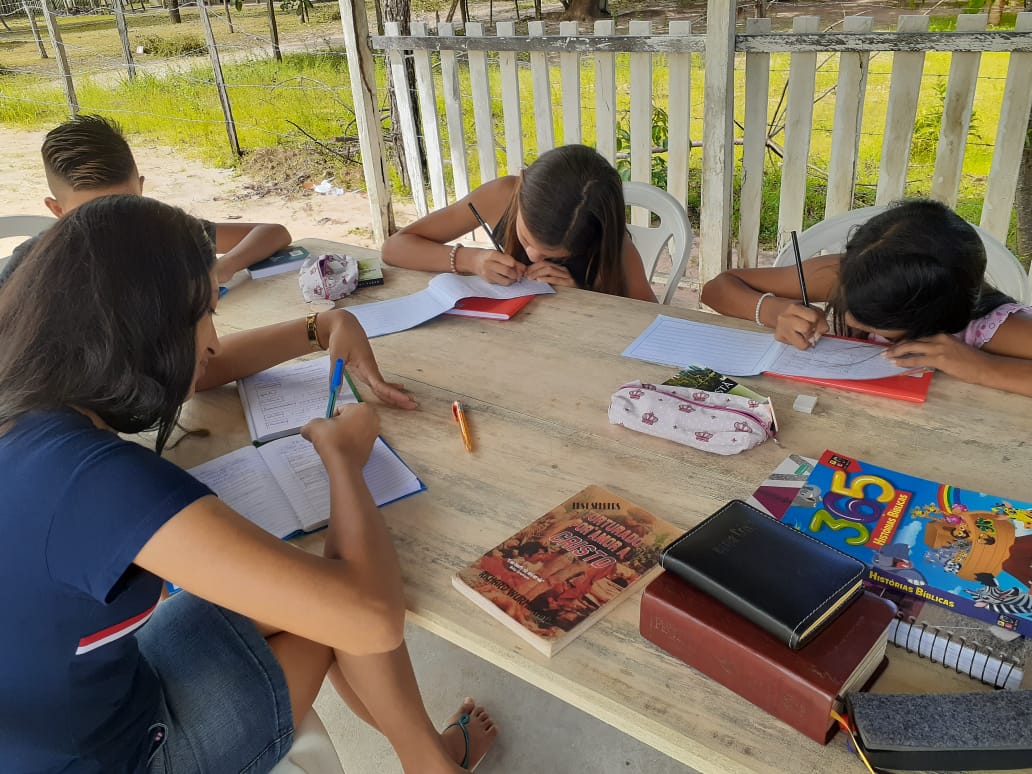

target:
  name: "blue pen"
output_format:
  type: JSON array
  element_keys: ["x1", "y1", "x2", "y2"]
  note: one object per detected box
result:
[{"x1": 326, "y1": 358, "x2": 344, "y2": 418}]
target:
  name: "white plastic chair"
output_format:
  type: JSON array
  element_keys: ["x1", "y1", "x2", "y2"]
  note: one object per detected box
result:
[
  {"x1": 623, "y1": 181, "x2": 694, "y2": 305},
  {"x1": 0, "y1": 215, "x2": 57, "y2": 271},
  {"x1": 772, "y1": 205, "x2": 1030, "y2": 304},
  {"x1": 270, "y1": 710, "x2": 345, "y2": 774}
]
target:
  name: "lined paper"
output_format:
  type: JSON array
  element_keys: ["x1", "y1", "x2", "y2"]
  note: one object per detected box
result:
[
  {"x1": 238, "y1": 356, "x2": 357, "y2": 443},
  {"x1": 189, "y1": 437, "x2": 425, "y2": 539},
  {"x1": 623, "y1": 315, "x2": 913, "y2": 380},
  {"x1": 347, "y1": 273, "x2": 554, "y2": 339}
]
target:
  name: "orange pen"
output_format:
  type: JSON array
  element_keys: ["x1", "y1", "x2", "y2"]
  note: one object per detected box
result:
[{"x1": 452, "y1": 400, "x2": 473, "y2": 452}]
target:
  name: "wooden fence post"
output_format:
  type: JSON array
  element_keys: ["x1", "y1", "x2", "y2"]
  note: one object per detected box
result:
[
  {"x1": 438, "y1": 21, "x2": 470, "y2": 199},
  {"x1": 593, "y1": 19, "x2": 617, "y2": 165},
  {"x1": 466, "y1": 22, "x2": 498, "y2": 186},
  {"x1": 666, "y1": 20, "x2": 692, "y2": 208},
  {"x1": 497, "y1": 21, "x2": 524, "y2": 175},
  {"x1": 931, "y1": 13, "x2": 986, "y2": 208},
  {"x1": 385, "y1": 22, "x2": 428, "y2": 215},
  {"x1": 738, "y1": 16, "x2": 771, "y2": 269},
  {"x1": 559, "y1": 21, "x2": 581, "y2": 146},
  {"x1": 40, "y1": 0, "x2": 77, "y2": 115},
  {"x1": 197, "y1": 0, "x2": 241, "y2": 157},
  {"x1": 699, "y1": 0, "x2": 735, "y2": 286},
  {"x1": 23, "y1": 1, "x2": 48, "y2": 59},
  {"x1": 824, "y1": 15, "x2": 872, "y2": 217},
  {"x1": 529, "y1": 20, "x2": 554, "y2": 154},
  {"x1": 338, "y1": 0, "x2": 394, "y2": 241},
  {"x1": 410, "y1": 21, "x2": 448, "y2": 209},
  {"x1": 266, "y1": 0, "x2": 281, "y2": 62},
  {"x1": 628, "y1": 19, "x2": 651, "y2": 228},
  {"x1": 875, "y1": 14, "x2": 929, "y2": 206},
  {"x1": 775, "y1": 15, "x2": 819, "y2": 251},
  {"x1": 981, "y1": 12, "x2": 1032, "y2": 239},
  {"x1": 111, "y1": 0, "x2": 136, "y2": 80}
]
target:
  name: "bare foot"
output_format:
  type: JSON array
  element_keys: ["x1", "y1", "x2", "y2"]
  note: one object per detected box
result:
[{"x1": 441, "y1": 697, "x2": 498, "y2": 771}]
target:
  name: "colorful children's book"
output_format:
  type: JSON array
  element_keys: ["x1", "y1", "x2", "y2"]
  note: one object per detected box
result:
[
  {"x1": 444, "y1": 295, "x2": 535, "y2": 320},
  {"x1": 662, "y1": 365, "x2": 768, "y2": 403},
  {"x1": 247, "y1": 245, "x2": 311, "y2": 279},
  {"x1": 452, "y1": 485, "x2": 679, "y2": 656},
  {"x1": 750, "y1": 454, "x2": 1032, "y2": 690},
  {"x1": 780, "y1": 450, "x2": 1032, "y2": 637}
]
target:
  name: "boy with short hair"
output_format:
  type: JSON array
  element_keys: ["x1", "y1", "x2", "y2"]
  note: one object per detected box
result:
[{"x1": 37, "y1": 114, "x2": 291, "y2": 284}]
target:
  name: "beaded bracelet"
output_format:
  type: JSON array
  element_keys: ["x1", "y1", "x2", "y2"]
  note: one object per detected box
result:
[
  {"x1": 754, "y1": 292, "x2": 775, "y2": 328},
  {"x1": 448, "y1": 243, "x2": 462, "y2": 273}
]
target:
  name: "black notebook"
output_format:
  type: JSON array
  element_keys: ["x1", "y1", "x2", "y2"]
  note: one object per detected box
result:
[{"x1": 661, "y1": 499, "x2": 865, "y2": 649}]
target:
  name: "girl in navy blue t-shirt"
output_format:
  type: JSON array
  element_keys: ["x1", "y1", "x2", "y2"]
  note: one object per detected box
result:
[{"x1": 0, "y1": 196, "x2": 497, "y2": 773}]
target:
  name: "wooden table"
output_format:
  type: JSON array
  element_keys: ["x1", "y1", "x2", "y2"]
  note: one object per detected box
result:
[{"x1": 168, "y1": 240, "x2": 1031, "y2": 774}]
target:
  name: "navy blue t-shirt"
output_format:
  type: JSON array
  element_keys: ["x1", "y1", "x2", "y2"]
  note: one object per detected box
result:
[{"x1": 0, "y1": 410, "x2": 211, "y2": 772}]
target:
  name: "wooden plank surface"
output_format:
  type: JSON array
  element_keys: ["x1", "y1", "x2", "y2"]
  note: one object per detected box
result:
[
  {"x1": 410, "y1": 22, "x2": 448, "y2": 211},
  {"x1": 559, "y1": 21, "x2": 582, "y2": 146},
  {"x1": 666, "y1": 21, "x2": 693, "y2": 209},
  {"x1": 438, "y1": 22, "x2": 470, "y2": 200},
  {"x1": 175, "y1": 239, "x2": 1030, "y2": 774},
  {"x1": 465, "y1": 23, "x2": 497, "y2": 186},
  {"x1": 496, "y1": 21, "x2": 524, "y2": 176},
  {"x1": 739, "y1": 17, "x2": 771, "y2": 270},
  {"x1": 593, "y1": 20, "x2": 618, "y2": 165},
  {"x1": 385, "y1": 22, "x2": 428, "y2": 217},
  {"x1": 824, "y1": 15, "x2": 872, "y2": 218},
  {"x1": 529, "y1": 21, "x2": 555, "y2": 155}
]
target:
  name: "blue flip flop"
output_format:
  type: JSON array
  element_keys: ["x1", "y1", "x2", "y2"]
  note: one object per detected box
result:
[{"x1": 443, "y1": 712, "x2": 482, "y2": 770}]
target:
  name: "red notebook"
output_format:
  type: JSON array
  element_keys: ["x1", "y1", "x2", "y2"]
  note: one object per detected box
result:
[
  {"x1": 443, "y1": 295, "x2": 535, "y2": 320},
  {"x1": 640, "y1": 573, "x2": 895, "y2": 744},
  {"x1": 766, "y1": 369, "x2": 933, "y2": 403},
  {"x1": 766, "y1": 335, "x2": 933, "y2": 403}
]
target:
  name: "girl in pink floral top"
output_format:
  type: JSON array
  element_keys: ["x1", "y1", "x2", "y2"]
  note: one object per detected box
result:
[{"x1": 701, "y1": 199, "x2": 1032, "y2": 396}]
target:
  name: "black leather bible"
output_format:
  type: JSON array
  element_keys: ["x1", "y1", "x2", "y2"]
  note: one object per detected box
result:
[{"x1": 660, "y1": 499, "x2": 865, "y2": 649}]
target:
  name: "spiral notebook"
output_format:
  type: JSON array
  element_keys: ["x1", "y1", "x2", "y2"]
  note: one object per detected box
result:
[{"x1": 747, "y1": 454, "x2": 1032, "y2": 690}]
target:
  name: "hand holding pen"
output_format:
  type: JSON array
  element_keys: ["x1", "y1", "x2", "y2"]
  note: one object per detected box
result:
[
  {"x1": 464, "y1": 202, "x2": 525, "y2": 285},
  {"x1": 773, "y1": 230, "x2": 830, "y2": 351}
]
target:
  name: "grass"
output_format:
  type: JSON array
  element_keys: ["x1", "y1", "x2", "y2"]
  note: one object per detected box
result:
[{"x1": 0, "y1": 5, "x2": 1025, "y2": 254}]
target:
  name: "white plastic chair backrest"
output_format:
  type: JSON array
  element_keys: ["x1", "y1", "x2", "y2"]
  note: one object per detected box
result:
[
  {"x1": 0, "y1": 215, "x2": 58, "y2": 271},
  {"x1": 773, "y1": 205, "x2": 1031, "y2": 304},
  {"x1": 269, "y1": 710, "x2": 345, "y2": 774},
  {"x1": 623, "y1": 181, "x2": 693, "y2": 305}
]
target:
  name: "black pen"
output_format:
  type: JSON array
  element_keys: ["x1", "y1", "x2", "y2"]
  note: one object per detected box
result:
[
  {"x1": 790, "y1": 230, "x2": 809, "y2": 308},
  {"x1": 468, "y1": 202, "x2": 504, "y2": 253}
]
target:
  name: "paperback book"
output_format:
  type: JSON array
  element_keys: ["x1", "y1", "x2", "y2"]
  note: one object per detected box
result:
[
  {"x1": 780, "y1": 450, "x2": 1032, "y2": 637},
  {"x1": 247, "y1": 246, "x2": 311, "y2": 279},
  {"x1": 453, "y1": 485, "x2": 679, "y2": 656}
]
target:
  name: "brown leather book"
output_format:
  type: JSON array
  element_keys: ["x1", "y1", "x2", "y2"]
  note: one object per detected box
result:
[{"x1": 640, "y1": 572, "x2": 896, "y2": 744}]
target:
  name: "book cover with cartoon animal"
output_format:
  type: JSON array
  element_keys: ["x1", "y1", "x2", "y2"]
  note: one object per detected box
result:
[
  {"x1": 780, "y1": 450, "x2": 1032, "y2": 636},
  {"x1": 452, "y1": 485, "x2": 679, "y2": 656}
]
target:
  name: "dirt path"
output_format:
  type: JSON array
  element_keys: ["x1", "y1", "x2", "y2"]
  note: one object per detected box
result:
[{"x1": 0, "y1": 126, "x2": 416, "y2": 250}]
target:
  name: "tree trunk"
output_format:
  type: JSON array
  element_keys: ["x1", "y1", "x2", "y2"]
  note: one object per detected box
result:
[
  {"x1": 988, "y1": 0, "x2": 1005, "y2": 26},
  {"x1": 562, "y1": 0, "x2": 602, "y2": 22},
  {"x1": 1015, "y1": 111, "x2": 1032, "y2": 261},
  {"x1": 383, "y1": 0, "x2": 421, "y2": 194},
  {"x1": 167, "y1": 0, "x2": 181, "y2": 23}
]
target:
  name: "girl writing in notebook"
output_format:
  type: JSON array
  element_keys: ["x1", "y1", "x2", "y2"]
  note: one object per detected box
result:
[
  {"x1": 0, "y1": 196, "x2": 496, "y2": 773},
  {"x1": 700, "y1": 199, "x2": 1032, "y2": 396},
  {"x1": 382, "y1": 144, "x2": 658, "y2": 302}
]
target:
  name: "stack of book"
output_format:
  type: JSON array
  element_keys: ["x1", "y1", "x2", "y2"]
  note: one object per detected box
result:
[{"x1": 639, "y1": 499, "x2": 897, "y2": 744}]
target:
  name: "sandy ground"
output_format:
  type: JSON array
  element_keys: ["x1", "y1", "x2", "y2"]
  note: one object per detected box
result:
[{"x1": 0, "y1": 126, "x2": 418, "y2": 253}]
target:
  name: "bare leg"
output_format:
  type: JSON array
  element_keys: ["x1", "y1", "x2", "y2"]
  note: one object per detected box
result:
[{"x1": 332, "y1": 642, "x2": 498, "y2": 773}]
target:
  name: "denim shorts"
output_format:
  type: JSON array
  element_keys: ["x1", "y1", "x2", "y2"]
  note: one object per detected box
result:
[{"x1": 136, "y1": 592, "x2": 295, "y2": 774}]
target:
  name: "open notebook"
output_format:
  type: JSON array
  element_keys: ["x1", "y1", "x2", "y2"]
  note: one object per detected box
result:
[
  {"x1": 347, "y1": 272, "x2": 554, "y2": 338},
  {"x1": 196, "y1": 356, "x2": 425, "y2": 538},
  {"x1": 622, "y1": 315, "x2": 931, "y2": 401},
  {"x1": 189, "y1": 435, "x2": 424, "y2": 539}
]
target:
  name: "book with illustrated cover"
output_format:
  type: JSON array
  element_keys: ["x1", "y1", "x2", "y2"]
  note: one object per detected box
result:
[
  {"x1": 662, "y1": 365, "x2": 768, "y2": 403},
  {"x1": 356, "y1": 256, "x2": 385, "y2": 288},
  {"x1": 780, "y1": 450, "x2": 1032, "y2": 638},
  {"x1": 247, "y1": 246, "x2": 311, "y2": 279},
  {"x1": 750, "y1": 454, "x2": 1032, "y2": 689},
  {"x1": 453, "y1": 485, "x2": 679, "y2": 656}
]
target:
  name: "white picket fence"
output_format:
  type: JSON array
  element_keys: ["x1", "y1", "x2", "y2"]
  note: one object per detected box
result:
[{"x1": 339, "y1": 2, "x2": 1032, "y2": 297}]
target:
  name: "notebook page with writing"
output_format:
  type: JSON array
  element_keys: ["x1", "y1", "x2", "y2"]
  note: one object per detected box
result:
[
  {"x1": 621, "y1": 315, "x2": 780, "y2": 376},
  {"x1": 238, "y1": 356, "x2": 357, "y2": 444},
  {"x1": 348, "y1": 275, "x2": 554, "y2": 339},
  {"x1": 257, "y1": 435, "x2": 425, "y2": 532},
  {"x1": 188, "y1": 446, "x2": 302, "y2": 538},
  {"x1": 766, "y1": 337, "x2": 912, "y2": 381}
]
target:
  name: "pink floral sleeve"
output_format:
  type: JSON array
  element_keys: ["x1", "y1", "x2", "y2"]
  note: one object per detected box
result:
[{"x1": 962, "y1": 303, "x2": 1032, "y2": 349}]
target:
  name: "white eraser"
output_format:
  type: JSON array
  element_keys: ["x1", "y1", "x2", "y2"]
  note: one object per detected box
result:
[{"x1": 793, "y1": 395, "x2": 818, "y2": 414}]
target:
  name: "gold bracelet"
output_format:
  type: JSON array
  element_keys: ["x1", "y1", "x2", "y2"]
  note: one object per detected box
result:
[
  {"x1": 305, "y1": 312, "x2": 324, "y2": 351},
  {"x1": 449, "y1": 242, "x2": 462, "y2": 273}
]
